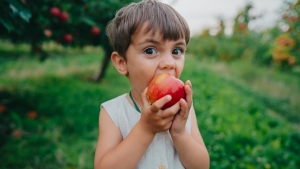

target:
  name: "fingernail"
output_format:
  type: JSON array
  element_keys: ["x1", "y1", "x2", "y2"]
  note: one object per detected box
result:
[
  {"x1": 187, "y1": 80, "x2": 192, "y2": 87},
  {"x1": 167, "y1": 95, "x2": 172, "y2": 100}
]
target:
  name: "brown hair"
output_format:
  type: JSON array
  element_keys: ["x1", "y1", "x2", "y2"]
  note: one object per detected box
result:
[{"x1": 106, "y1": 0, "x2": 190, "y2": 58}]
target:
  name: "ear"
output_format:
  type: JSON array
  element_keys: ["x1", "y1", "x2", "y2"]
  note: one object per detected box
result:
[{"x1": 111, "y1": 51, "x2": 128, "y2": 76}]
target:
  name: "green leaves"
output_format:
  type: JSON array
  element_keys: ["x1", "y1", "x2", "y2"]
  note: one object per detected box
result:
[
  {"x1": 7, "y1": 0, "x2": 31, "y2": 22},
  {"x1": 0, "y1": 0, "x2": 141, "y2": 50},
  {"x1": 0, "y1": 0, "x2": 31, "y2": 32},
  {"x1": 80, "y1": 16, "x2": 97, "y2": 26}
]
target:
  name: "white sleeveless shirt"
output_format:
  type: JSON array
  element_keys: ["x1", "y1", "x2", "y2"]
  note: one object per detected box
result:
[{"x1": 101, "y1": 94, "x2": 192, "y2": 169}]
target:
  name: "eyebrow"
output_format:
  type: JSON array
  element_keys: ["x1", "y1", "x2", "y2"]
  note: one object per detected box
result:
[
  {"x1": 137, "y1": 39, "x2": 186, "y2": 46},
  {"x1": 175, "y1": 41, "x2": 186, "y2": 46},
  {"x1": 137, "y1": 39, "x2": 160, "y2": 45}
]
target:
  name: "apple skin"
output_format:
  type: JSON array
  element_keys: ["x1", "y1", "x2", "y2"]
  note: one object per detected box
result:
[
  {"x1": 44, "y1": 29, "x2": 52, "y2": 37},
  {"x1": 50, "y1": 7, "x2": 60, "y2": 17},
  {"x1": 12, "y1": 129, "x2": 21, "y2": 138},
  {"x1": 91, "y1": 26, "x2": 101, "y2": 35},
  {"x1": 146, "y1": 73, "x2": 186, "y2": 110},
  {"x1": 63, "y1": 34, "x2": 72, "y2": 43},
  {"x1": 59, "y1": 12, "x2": 69, "y2": 22}
]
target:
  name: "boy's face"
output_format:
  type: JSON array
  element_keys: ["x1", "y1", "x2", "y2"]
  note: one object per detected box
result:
[{"x1": 125, "y1": 23, "x2": 187, "y2": 94}]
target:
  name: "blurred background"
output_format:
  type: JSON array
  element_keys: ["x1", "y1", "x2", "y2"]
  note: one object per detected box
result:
[
  {"x1": 162, "y1": 0, "x2": 285, "y2": 35},
  {"x1": 0, "y1": 0, "x2": 299, "y2": 168}
]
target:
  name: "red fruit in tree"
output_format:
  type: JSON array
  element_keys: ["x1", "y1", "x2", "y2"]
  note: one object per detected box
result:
[
  {"x1": 289, "y1": 57, "x2": 296, "y2": 66},
  {"x1": 0, "y1": 104, "x2": 6, "y2": 113},
  {"x1": 12, "y1": 130, "x2": 22, "y2": 138},
  {"x1": 63, "y1": 34, "x2": 73, "y2": 43},
  {"x1": 91, "y1": 26, "x2": 101, "y2": 35},
  {"x1": 27, "y1": 111, "x2": 38, "y2": 119},
  {"x1": 44, "y1": 29, "x2": 52, "y2": 37},
  {"x1": 59, "y1": 12, "x2": 69, "y2": 22},
  {"x1": 146, "y1": 73, "x2": 186, "y2": 110},
  {"x1": 50, "y1": 7, "x2": 60, "y2": 17}
]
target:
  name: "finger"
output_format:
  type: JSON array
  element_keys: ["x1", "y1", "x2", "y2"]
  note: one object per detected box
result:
[
  {"x1": 178, "y1": 98, "x2": 189, "y2": 119},
  {"x1": 165, "y1": 115, "x2": 175, "y2": 123},
  {"x1": 161, "y1": 101, "x2": 181, "y2": 118},
  {"x1": 150, "y1": 95, "x2": 172, "y2": 112},
  {"x1": 162, "y1": 120, "x2": 173, "y2": 131},
  {"x1": 184, "y1": 82, "x2": 193, "y2": 108},
  {"x1": 164, "y1": 116, "x2": 175, "y2": 129},
  {"x1": 185, "y1": 80, "x2": 192, "y2": 89}
]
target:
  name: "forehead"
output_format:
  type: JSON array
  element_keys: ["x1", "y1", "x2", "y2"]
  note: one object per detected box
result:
[
  {"x1": 131, "y1": 22, "x2": 185, "y2": 44},
  {"x1": 131, "y1": 23, "x2": 161, "y2": 43}
]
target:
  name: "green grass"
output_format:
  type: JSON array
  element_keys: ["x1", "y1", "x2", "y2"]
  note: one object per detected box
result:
[
  {"x1": 204, "y1": 59, "x2": 300, "y2": 123},
  {"x1": 183, "y1": 56, "x2": 300, "y2": 168},
  {"x1": 0, "y1": 45, "x2": 130, "y2": 169},
  {"x1": 0, "y1": 45, "x2": 299, "y2": 169}
]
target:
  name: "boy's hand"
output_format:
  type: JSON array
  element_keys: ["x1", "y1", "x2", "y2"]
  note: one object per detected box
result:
[
  {"x1": 169, "y1": 80, "x2": 193, "y2": 137},
  {"x1": 139, "y1": 88, "x2": 181, "y2": 135}
]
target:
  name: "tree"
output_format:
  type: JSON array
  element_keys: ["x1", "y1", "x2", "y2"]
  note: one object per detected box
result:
[
  {"x1": 0, "y1": 0, "x2": 140, "y2": 81},
  {"x1": 232, "y1": 4, "x2": 258, "y2": 37},
  {"x1": 272, "y1": 0, "x2": 300, "y2": 69}
]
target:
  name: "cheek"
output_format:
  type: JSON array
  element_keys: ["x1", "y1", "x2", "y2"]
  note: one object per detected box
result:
[
  {"x1": 127, "y1": 60, "x2": 156, "y2": 89},
  {"x1": 175, "y1": 59, "x2": 185, "y2": 77},
  {"x1": 128, "y1": 58, "x2": 154, "y2": 74}
]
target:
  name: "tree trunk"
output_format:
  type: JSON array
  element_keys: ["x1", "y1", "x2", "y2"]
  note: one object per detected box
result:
[
  {"x1": 30, "y1": 39, "x2": 48, "y2": 61},
  {"x1": 94, "y1": 44, "x2": 113, "y2": 82}
]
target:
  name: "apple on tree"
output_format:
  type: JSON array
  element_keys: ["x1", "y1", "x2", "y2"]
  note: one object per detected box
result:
[
  {"x1": 59, "y1": 12, "x2": 69, "y2": 22},
  {"x1": 62, "y1": 34, "x2": 73, "y2": 43},
  {"x1": 12, "y1": 129, "x2": 22, "y2": 138},
  {"x1": 50, "y1": 7, "x2": 60, "y2": 17},
  {"x1": 91, "y1": 26, "x2": 101, "y2": 35},
  {"x1": 44, "y1": 29, "x2": 52, "y2": 37},
  {"x1": 146, "y1": 73, "x2": 186, "y2": 110}
]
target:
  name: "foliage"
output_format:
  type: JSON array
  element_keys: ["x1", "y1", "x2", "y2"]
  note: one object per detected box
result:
[
  {"x1": 0, "y1": 0, "x2": 31, "y2": 32},
  {"x1": 205, "y1": 59, "x2": 300, "y2": 123},
  {"x1": 183, "y1": 58, "x2": 300, "y2": 169},
  {"x1": 187, "y1": 27, "x2": 281, "y2": 65},
  {"x1": 0, "y1": 0, "x2": 140, "y2": 81},
  {"x1": 0, "y1": 47, "x2": 129, "y2": 169},
  {"x1": 186, "y1": 2, "x2": 300, "y2": 72},
  {"x1": 272, "y1": 0, "x2": 300, "y2": 69},
  {"x1": 232, "y1": 4, "x2": 254, "y2": 37},
  {"x1": 0, "y1": 0, "x2": 139, "y2": 53}
]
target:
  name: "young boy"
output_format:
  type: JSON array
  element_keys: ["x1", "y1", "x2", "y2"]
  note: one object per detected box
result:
[{"x1": 94, "y1": 0, "x2": 210, "y2": 168}]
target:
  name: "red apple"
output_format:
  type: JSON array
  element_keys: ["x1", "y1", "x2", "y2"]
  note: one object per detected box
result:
[
  {"x1": 50, "y1": 7, "x2": 60, "y2": 17},
  {"x1": 12, "y1": 129, "x2": 22, "y2": 138},
  {"x1": 59, "y1": 12, "x2": 69, "y2": 22},
  {"x1": 63, "y1": 34, "x2": 72, "y2": 43},
  {"x1": 146, "y1": 73, "x2": 186, "y2": 110},
  {"x1": 91, "y1": 26, "x2": 101, "y2": 35},
  {"x1": 27, "y1": 111, "x2": 38, "y2": 119},
  {"x1": 44, "y1": 29, "x2": 52, "y2": 37},
  {"x1": 0, "y1": 104, "x2": 6, "y2": 113}
]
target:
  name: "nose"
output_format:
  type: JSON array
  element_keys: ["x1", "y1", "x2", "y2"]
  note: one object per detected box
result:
[{"x1": 159, "y1": 52, "x2": 175, "y2": 70}]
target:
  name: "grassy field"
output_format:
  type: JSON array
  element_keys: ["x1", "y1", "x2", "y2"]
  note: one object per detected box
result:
[{"x1": 0, "y1": 43, "x2": 299, "y2": 169}]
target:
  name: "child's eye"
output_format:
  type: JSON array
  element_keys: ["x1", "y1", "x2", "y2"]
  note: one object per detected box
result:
[
  {"x1": 144, "y1": 48, "x2": 157, "y2": 55},
  {"x1": 172, "y1": 48, "x2": 183, "y2": 55}
]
